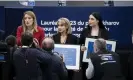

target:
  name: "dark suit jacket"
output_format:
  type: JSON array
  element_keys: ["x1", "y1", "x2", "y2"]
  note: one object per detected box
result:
[
  {"x1": 79, "y1": 27, "x2": 109, "y2": 45},
  {"x1": 43, "y1": 50, "x2": 68, "y2": 80},
  {"x1": 53, "y1": 33, "x2": 79, "y2": 45},
  {"x1": 13, "y1": 48, "x2": 52, "y2": 80}
]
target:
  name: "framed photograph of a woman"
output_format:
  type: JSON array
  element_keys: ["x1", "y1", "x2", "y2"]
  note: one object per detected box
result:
[{"x1": 83, "y1": 38, "x2": 116, "y2": 62}]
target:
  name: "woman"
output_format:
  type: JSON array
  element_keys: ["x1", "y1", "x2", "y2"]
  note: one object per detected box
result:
[
  {"x1": 80, "y1": 12, "x2": 109, "y2": 80},
  {"x1": 16, "y1": 11, "x2": 45, "y2": 47},
  {"x1": 53, "y1": 17, "x2": 79, "y2": 80}
]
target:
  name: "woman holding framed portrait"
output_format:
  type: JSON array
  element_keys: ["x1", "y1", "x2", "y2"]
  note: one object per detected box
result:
[
  {"x1": 79, "y1": 12, "x2": 109, "y2": 80},
  {"x1": 52, "y1": 17, "x2": 79, "y2": 80}
]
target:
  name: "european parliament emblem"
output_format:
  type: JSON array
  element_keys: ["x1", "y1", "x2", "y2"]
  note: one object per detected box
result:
[{"x1": 28, "y1": 1, "x2": 35, "y2": 6}]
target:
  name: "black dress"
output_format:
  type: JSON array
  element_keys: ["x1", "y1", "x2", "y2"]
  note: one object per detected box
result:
[{"x1": 53, "y1": 33, "x2": 79, "y2": 80}]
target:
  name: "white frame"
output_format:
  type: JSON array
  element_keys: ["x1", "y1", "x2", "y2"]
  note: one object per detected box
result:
[
  {"x1": 83, "y1": 38, "x2": 116, "y2": 62},
  {"x1": 54, "y1": 44, "x2": 80, "y2": 70}
]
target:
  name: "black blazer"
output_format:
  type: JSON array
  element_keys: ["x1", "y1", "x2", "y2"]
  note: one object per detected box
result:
[
  {"x1": 53, "y1": 33, "x2": 79, "y2": 45},
  {"x1": 79, "y1": 27, "x2": 109, "y2": 45},
  {"x1": 44, "y1": 50, "x2": 68, "y2": 80},
  {"x1": 13, "y1": 48, "x2": 52, "y2": 80}
]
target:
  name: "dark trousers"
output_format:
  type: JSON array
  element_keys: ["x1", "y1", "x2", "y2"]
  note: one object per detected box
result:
[
  {"x1": 68, "y1": 70, "x2": 74, "y2": 80},
  {"x1": 2, "y1": 63, "x2": 14, "y2": 80},
  {"x1": 81, "y1": 62, "x2": 88, "y2": 80}
]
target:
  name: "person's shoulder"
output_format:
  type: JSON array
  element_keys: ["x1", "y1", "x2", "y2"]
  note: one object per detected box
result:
[
  {"x1": 37, "y1": 26, "x2": 44, "y2": 32},
  {"x1": 53, "y1": 33, "x2": 59, "y2": 36},
  {"x1": 17, "y1": 26, "x2": 23, "y2": 30},
  {"x1": 101, "y1": 28, "x2": 108, "y2": 33},
  {"x1": 69, "y1": 34, "x2": 77, "y2": 37},
  {"x1": 83, "y1": 27, "x2": 89, "y2": 31},
  {"x1": 14, "y1": 48, "x2": 22, "y2": 55},
  {"x1": 68, "y1": 34, "x2": 78, "y2": 39},
  {"x1": 28, "y1": 48, "x2": 45, "y2": 57},
  {"x1": 90, "y1": 53, "x2": 101, "y2": 62},
  {"x1": 53, "y1": 33, "x2": 60, "y2": 38},
  {"x1": 81, "y1": 26, "x2": 90, "y2": 34},
  {"x1": 109, "y1": 51, "x2": 119, "y2": 56},
  {"x1": 29, "y1": 48, "x2": 42, "y2": 53},
  {"x1": 31, "y1": 48, "x2": 51, "y2": 56},
  {"x1": 90, "y1": 53, "x2": 99, "y2": 58}
]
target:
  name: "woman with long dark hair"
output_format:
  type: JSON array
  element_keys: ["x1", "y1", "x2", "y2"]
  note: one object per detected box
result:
[{"x1": 79, "y1": 12, "x2": 109, "y2": 80}]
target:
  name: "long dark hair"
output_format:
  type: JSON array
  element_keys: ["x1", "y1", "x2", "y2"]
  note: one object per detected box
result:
[{"x1": 88, "y1": 12, "x2": 105, "y2": 29}]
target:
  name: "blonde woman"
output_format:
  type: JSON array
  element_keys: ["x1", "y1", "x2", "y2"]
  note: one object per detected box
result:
[
  {"x1": 53, "y1": 17, "x2": 79, "y2": 80},
  {"x1": 16, "y1": 11, "x2": 45, "y2": 47}
]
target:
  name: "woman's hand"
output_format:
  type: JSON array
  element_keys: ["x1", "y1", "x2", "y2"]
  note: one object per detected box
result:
[{"x1": 81, "y1": 46, "x2": 86, "y2": 52}]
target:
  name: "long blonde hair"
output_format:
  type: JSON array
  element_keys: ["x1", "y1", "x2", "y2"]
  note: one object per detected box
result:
[
  {"x1": 57, "y1": 17, "x2": 72, "y2": 34},
  {"x1": 22, "y1": 11, "x2": 38, "y2": 33}
]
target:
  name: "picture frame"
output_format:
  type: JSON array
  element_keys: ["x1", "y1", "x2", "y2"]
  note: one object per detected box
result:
[
  {"x1": 54, "y1": 44, "x2": 80, "y2": 70},
  {"x1": 83, "y1": 38, "x2": 116, "y2": 62}
]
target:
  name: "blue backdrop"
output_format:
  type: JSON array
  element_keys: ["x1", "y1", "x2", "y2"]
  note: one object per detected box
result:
[
  {"x1": 0, "y1": 6, "x2": 5, "y2": 40},
  {"x1": 33, "y1": 7, "x2": 133, "y2": 49},
  {"x1": 0, "y1": 6, "x2": 5, "y2": 30}
]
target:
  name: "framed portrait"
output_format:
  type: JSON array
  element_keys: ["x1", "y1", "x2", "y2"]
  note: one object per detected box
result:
[
  {"x1": 83, "y1": 38, "x2": 116, "y2": 62},
  {"x1": 54, "y1": 44, "x2": 80, "y2": 70}
]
